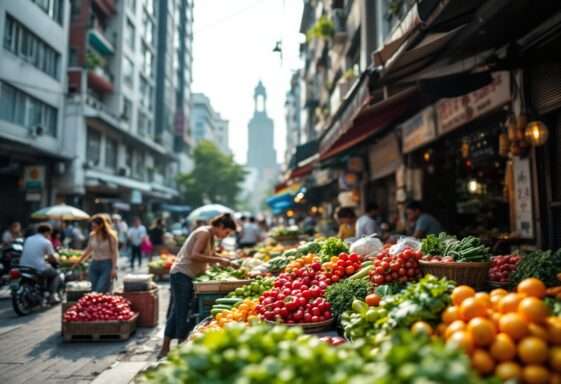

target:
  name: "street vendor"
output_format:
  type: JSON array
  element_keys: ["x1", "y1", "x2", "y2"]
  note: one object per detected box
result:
[
  {"x1": 335, "y1": 207, "x2": 357, "y2": 240},
  {"x1": 158, "y1": 213, "x2": 237, "y2": 358},
  {"x1": 406, "y1": 201, "x2": 443, "y2": 238}
]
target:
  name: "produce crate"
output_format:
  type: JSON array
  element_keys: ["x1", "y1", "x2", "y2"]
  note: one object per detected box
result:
[
  {"x1": 61, "y1": 300, "x2": 77, "y2": 331},
  {"x1": 116, "y1": 288, "x2": 159, "y2": 328},
  {"x1": 62, "y1": 313, "x2": 138, "y2": 342},
  {"x1": 194, "y1": 279, "x2": 252, "y2": 294},
  {"x1": 419, "y1": 260, "x2": 490, "y2": 291},
  {"x1": 196, "y1": 292, "x2": 227, "y2": 321},
  {"x1": 148, "y1": 266, "x2": 170, "y2": 281},
  {"x1": 66, "y1": 288, "x2": 91, "y2": 302}
]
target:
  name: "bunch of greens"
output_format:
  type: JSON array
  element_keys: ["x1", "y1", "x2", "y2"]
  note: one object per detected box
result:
[
  {"x1": 195, "y1": 266, "x2": 248, "y2": 282},
  {"x1": 320, "y1": 237, "x2": 349, "y2": 262},
  {"x1": 510, "y1": 249, "x2": 561, "y2": 287},
  {"x1": 420, "y1": 232, "x2": 454, "y2": 256},
  {"x1": 341, "y1": 275, "x2": 455, "y2": 340},
  {"x1": 325, "y1": 277, "x2": 372, "y2": 319},
  {"x1": 420, "y1": 233, "x2": 490, "y2": 262}
]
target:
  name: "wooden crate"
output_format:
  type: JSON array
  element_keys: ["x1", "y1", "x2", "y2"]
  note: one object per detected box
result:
[
  {"x1": 62, "y1": 313, "x2": 138, "y2": 342},
  {"x1": 61, "y1": 301, "x2": 77, "y2": 324},
  {"x1": 116, "y1": 288, "x2": 159, "y2": 328},
  {"x1": 194, "y1": 279, "x2": 252, "y2": 294}
]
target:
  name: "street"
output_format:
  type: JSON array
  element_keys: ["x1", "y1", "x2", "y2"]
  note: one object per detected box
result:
[{"x1": 0, "y1": 263, "x2": 170, "y2": 384}]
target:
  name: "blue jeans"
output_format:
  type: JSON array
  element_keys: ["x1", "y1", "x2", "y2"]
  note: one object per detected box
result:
[
  {"x1": 89, "y1": 259, "x2": 113, "y2": 293},
  {"x1": 164, "y1": 273, "x2": 194, "y2": 340}
]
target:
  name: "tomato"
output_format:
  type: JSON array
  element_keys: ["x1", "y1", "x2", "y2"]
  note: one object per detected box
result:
[
  {"x1": 345, "y1": 266, "x2": 355, "y2": 275},
  {"x1": 365, "y1": 294, "x2": 381, "y2": 306},
  {"x1": 331, "y1": 274, "x2": 340, "y2": 282}
]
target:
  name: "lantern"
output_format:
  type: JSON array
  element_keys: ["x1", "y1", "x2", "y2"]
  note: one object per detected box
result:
[{"x1": 525, "y1": 120, "x2": 549, "y2": 146}]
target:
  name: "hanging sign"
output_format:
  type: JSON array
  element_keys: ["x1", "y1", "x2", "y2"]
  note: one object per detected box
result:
[
  {"x1": 23, "y1": 165, "x2": 46, "y2": 190},
  {"x1": 513, "y1": 157, "x2": 534, "y2": 239},
  {"x1": 368, "y1": 134, "x2": 402, "y2": 180},
  {"x1": 436, "y1": 71, "x2": 511, "y2": 135},
  {"x1": 401, "y1": 105, "x2": 437, "y2": 153}
]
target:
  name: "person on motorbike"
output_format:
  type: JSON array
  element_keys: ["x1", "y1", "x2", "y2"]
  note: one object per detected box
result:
[{"x1": 19, "y1": 223, "x2": 61, "y2": 304}]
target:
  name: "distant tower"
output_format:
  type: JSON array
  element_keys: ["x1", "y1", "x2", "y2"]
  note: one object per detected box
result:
[{"x1": 247, "y1": 81, "x2": 277, "y2": 170}]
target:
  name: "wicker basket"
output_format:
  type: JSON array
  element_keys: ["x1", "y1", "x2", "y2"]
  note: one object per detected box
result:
[
  {"x1": 194, "y1": 279, "x2": 253, "y2": 294},
  {"x1": 265, "y1": 318, "x2": 335, "y2": 334},
  {"x1": 419, "y1": 260, "x2": 490, "y2": 291},
  {"x1": 489, "y1": 280, "x2": 511, "y2": 290}
]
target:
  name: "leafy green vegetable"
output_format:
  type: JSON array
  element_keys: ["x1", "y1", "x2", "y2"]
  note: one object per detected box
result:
[
  {"x1": 420, "y1": 233, "x2": 490, "y2": 262},
  {"x1": 320, "y1": 237, "x2": 349, "y2": 262},
  {"x1": 325, "y1": 277, "x2": 371, "y2": 319},
  {"x1": 195, "y1": 266, "x2": 248, "y2": 281},
  {"x1": 511, "y1": 249, "x2": 561, "y2": 287},
  {"x1": 420, "y1": 233, "x2": 451, "y2": 256},
  {"x1": 374, "y1": 282, "x2": 405, "y2": 297},
  {"x1": 545, "y1": 297, "x2": 561, "y2": 316}
]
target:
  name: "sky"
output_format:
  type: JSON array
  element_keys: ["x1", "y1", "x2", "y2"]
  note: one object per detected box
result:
[{"x1": 192, "y1": 0, "x2": 304, "y2": 165}]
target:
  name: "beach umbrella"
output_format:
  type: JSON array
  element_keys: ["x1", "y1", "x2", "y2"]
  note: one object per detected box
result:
[
  {"x1": 187, "y1": 204, "x2": 234, "y2": 222},
  {"x1": 31, "y1": 204, "x2": 90, "y2": 221}
]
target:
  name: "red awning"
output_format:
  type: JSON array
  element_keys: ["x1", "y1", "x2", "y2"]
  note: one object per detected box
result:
[
  {"x1": 289, "y1": 161, "x2": 316, "y2": 180},
  {"x1": 319, "y1": 88, "x2": 421, "y2": 161}
]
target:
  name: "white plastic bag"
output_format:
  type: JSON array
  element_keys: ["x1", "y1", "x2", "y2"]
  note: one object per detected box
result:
[
  {"x1": 388, "y1": 236, "x2": 421, "y2": 256},
  {"x1": 350, "y1": 236, "x2": 384, "y2": 258}
]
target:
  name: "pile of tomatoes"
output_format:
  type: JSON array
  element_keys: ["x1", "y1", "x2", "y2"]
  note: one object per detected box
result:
[
  {"x1": 433, "y1": 278, "x2": 561, "y2": 382},
  {"x1": 369, "y1": 247, "x2": 422, "y2": 286},
  {"x1": 256, "y1": 263, "x2": 333, "y2": 323},
  {"x1": 321, "y1": 252, "x2": 363, "y2": 282},
  {"x1": 489, "y1": 255, "x2": 521, "y2": 283},
  {"x1": 63, "y1": 293, "x2": 136, "y2": 322}
]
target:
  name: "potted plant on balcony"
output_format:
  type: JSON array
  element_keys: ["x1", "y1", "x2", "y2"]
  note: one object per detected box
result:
[
  {"x1": 85, "y1": 51, "x2": 103, "y2": 70},
  {"x1": 306, "y1": 16, "x2": 335, "y2": 42}
]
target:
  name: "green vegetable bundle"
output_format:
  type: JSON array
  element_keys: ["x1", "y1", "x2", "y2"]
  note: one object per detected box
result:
[
  {"x1": 227, "y1": 277, "x2": 274, "y2": 299},
  {"x1": 421, "y1": 233, "x2": 490, "y2": 262},
  {"x1": 510, "y1": 248, "x2": 561, "y2": 287},
  {"x1": 325, "y1": 277, "x2": 372, "y2": 320},
  {"x1": 545, "y1": 297, "x2": 561, "y2": 316},
  {"x1": 320, "y1": 237, "x2": 349, "y2": 262}
]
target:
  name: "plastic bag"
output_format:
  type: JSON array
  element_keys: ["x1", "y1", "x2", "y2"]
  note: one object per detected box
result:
[
  {"x1": 350, "y1": 236, "x2": 384, "y2": 258},
  {"x1": 388, "y1": 236, "x2": 421, "y2": 256}
]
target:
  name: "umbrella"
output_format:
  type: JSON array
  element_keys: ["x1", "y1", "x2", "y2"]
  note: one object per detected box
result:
[
  {"x1": 31, "y1": 204, "x2": 90, "y2": 221},
  {"x1": 187, "y1": 204, "x2": 234, "y2": 222}
]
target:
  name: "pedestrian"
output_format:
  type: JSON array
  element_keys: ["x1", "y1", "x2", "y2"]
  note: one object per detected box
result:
[
  {"x1": 355, "y1": 203, "x2": 381, "y2": 238},
  {"x1": 50, "y1": 229, "x2": 62, "y2": 250},
  {"x1": 405, "y1": 200, "x2": 443, "y2": 238},
  {"x1": 19, "y1": 223, "x2": 61, "y2": 304},
  {"x1": 238, "y1": 216, "x2": 260, "y2": 248},
  {"x1": 74, "y1": 214, "x2": 119, "y2": 293},
  {"x1": 335, "y1": 207, "x2": 357, "y2": 240},
  {"x1": 127, "y1": 216, "x2": 146, "y2": 270},
  {"x1": 148, "y1": 218, "x2": 166, "y2": 261},
  {"x1": 63, "y1": 222, "x2": 85, "y2": 249},
  {"x1": 112, "y1": 214, "x2": 128, "y2": 254},
  {"x1": 158, "y1": 213, "x2": 237, "y2": 358},
  {"x1": 2, "y1": 221, "x2": 22, "y2": 247}
]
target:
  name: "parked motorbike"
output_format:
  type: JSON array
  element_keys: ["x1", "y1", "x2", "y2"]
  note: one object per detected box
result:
[
  {"x1": 9, "y1": 261, "x2": 67, "y2": 316},
  {"x1": 0, "y1": 239, "x2": 23, "y2": 287}
]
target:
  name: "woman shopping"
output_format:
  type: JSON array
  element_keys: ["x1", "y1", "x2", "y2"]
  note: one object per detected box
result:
[
  {"x1": 75, "y1": 214, "x2": 119, "y2": 293},
  {"x1": 158, "y1": 213, "x2": 236, "y2": 358}
]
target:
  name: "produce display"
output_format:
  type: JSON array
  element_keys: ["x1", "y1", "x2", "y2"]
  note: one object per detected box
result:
[
  {"x1": 510, "y1": 249, "x2": 561, "y2": 287},
  {"x1": 489, "y1": 255, "x2": 521, "y2": 283},
  {"x1": 421, "y1": 233, "x2": 491, "y2": 262},
  {"x1": 284, "y1": 253, "x2": 320, "y2": 273},
  {"x1": 63, "y1": 293, "x2": 135, "y2": 322},
  {"x1": 319, "y1": 237, "x2": 349, "y2": 262},
  {"x1": 58, "y1": 249, "x2": 83, "y2": 268},
  {"x1": 195, "y1": 266, "x2": 249, "y2": 282},
  {"x1": 325, "y1": 277, "x2": 371, "y2": 320},
  {"x1": 148, "y1": 253, "x2": 176, "y2": 271},
  {"x1": 369, "y1": 246, "x2": 422, "y2": 286},
  {"x1": 321, "y1": 252, "x2": 363, "y2": 278},
  {"x1": 211, "y1": 298, "x2": 260, "y2": 327},
  {"x1": 270, "y1": 226, "x2": 302, "y2": 241},
  {"x1": 226, "y1": 277, "x2": 274, "y2": 299}
]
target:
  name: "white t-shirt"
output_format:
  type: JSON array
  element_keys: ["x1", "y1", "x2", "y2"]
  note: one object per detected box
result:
[
  {"x1": 128, "y1": 225, "x2": 147, "y2": 246},
  {"x1": 240, "y1": 223, "x2": 260, "y2": 244},
  {"x1": 20, "y1": 234, "x2": 55, "y2": 272},
  {"x1": 355, "y1": 215, "x2": 379, "y2": 238},
  {"x1": 2, "y1": 230, "x2": 13, "y2": 244}
]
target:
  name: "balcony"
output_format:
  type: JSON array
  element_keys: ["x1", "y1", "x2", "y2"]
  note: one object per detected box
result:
[
  {"x1": 88, "y1": 67, "x2": 113, "y2": 93},
  {"x1": 88, "y1": 27, "x2": 114, "y2": 56}
]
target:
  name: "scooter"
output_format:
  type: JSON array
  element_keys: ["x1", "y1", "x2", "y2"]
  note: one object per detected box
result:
[{"x1": 0, "y1": 239, "x2": 23, "y2": 287}]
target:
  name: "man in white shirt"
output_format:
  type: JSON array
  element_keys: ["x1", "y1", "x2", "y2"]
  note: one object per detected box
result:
[
  {"x1": 355, "y1": 203, "x2": 381, "y2": 238},
  {"x1": 127, "y1": 217, "x2": 146, "y2": 270},
  {"x1": 238, "y1": 217, "x2": 261, "y2": 248},
  {"x1": 20, "y1": 224, "x2": 61, "y2": 303}
]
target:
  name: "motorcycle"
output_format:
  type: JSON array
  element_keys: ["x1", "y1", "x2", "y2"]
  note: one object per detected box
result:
[
  {"x1": 9, "y1": 261, "x2": 67, "y2": 316},
  {"x1": 0, "y1": 239, "x2": 23, "y2": 286}
]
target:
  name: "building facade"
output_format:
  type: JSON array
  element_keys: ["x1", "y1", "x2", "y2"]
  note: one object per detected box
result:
[
  {"x1": 0, "y1": 0, "x2": 70, "y2": 228},
  {"x1": 191, "y1": 92, "x2": 230, "y2": 155},
  {"x1": 284, "y1": 70, "x2": 302, "y2": 166}
]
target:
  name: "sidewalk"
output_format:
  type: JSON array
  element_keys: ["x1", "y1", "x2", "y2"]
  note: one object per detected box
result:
[{"x1": 0, "y1": 258, "x2": 169, "y2": 384}]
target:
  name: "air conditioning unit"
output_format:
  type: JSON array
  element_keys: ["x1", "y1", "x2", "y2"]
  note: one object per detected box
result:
[
  {"x1": 118, "y1": 166, "x2": 130, "y2": 177},
  {"x1": 28, "y1": 125, "x2": 44, "y2": 137}
]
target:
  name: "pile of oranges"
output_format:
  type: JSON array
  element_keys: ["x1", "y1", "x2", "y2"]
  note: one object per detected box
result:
[
  {"x1": 436, "y1": 278, "x2": 561, "y2": 383},
  {"x1": 211, "y1": 299, "x2": 259, "y2": 328},
  {"x1": 285, "y1": 254, "x2": 319, "y2": 273}
]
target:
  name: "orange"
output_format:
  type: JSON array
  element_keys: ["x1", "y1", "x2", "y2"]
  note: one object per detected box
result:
[
  {"x1": 518, "y1": 278, "x2": 547, "y2": 299},
  {"x1": 519, "y1": 297, "x2": 550, "y2": 324},
  {"x1": 528, "y1": 323, "x2": 550, "y2": 341},
  {"x1": 490, "y1": 333, "x2": 517, "y2": 362},
  {"x1": 491, "y1": 288, "x2": 509, "y2": 297},
  {"x1": 550, "y1": 346, "x2": 561, "y2": 372},
  {"x1": 436, "y1": 323, "x2": 448, "y2": 337},
  {"x1": 442, "y1": 306, "x2": 461, "y2": 324},
  {"x1": 445, "y1": 320, "x2": 467, "y2": 339},
  {"x1": 447, "y1": 330, "x2": 475, "y2": 355},
  {"x1": 491, "y1": 294, "x2": 504, "y2": 311},
  {"x1": 471, "y1": 349, "x2": 495, "y2": 375},
  {"x1": 452, "y1": 285, "x2": 476, "y2": 306},
  {"x1": 518, "y1": 336, "x2": 549, "y2": 364},
  {"x1": 474, "y1": 292, "x2": 492, "y2": 309},
  {"x1": 411, "y1": 321, "x2": 433, "y2": 336},
  {"x1": 460, "y1": 297, "x2": 487, "y2": 321},
  {"x1": 548, "y1": 317, "x2": 561, "y2": 345},
  {"x1": 499, "y1": 293, "x2": 524, "y2": 313},
  {"x1": 491, "y1": 312, "x2": 503, "y2": 328},
  {"x1": 495, "y1": 361, "x2": 522, "y2": 381},
  {"x1": 467, "y1": 317, "x2": 497, "y2": 347},
  {"x1": 522, "y1": 365, "x2": 550, "y2": 384},
  {"x1": 499, "y1": 313, "x2": 529, "y2": 340}
]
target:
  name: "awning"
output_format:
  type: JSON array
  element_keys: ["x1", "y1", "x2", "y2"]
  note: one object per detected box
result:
[
  {"x1": 161, "y1": 203, "x2": 192, "y2": 213},
  {"x1": 85, "y1": 169, "x2": 151, "y2": 192},
  {"x1": 320, "y1": 87, "x2": 421, "y2": 161},
  {"x1": 266, "y1": 193, "x2": 294, "y2": 215},
  {"x1": 151, "y1": 183, "x2": 179, "y2": 197},
  {"x1": 288, "y1": 140, "x2": 319, "y2": 169},
  {"x1": 289, "y1": 161, "x2": 316, "y2": 180}
]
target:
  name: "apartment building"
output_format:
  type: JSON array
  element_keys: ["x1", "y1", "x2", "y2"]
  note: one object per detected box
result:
[{"x1": 191, "y1": 92, "x2": 231, "y2": 155}]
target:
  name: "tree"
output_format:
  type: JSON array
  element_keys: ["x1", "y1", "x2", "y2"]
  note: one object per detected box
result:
[{"x1": 177, "y1": 140, "x2": 248, "y2": 208}]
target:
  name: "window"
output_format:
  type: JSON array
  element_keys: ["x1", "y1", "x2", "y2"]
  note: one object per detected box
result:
[
  {"x1": 0, "y1": 82, "x2": 57, "y2": 136},
  {"x1": 122, "y1": 97, "x2": 132, "y2": 121},
  {"x1": 138, "y1": 110, "x2": 147, "y2": 136},
  {"x1": 125, "y1": 19, "x2": 135, "y2": 51},
  {"x1": 105, "y1": 137, "x2": 117, "y2": 170},
  {"x1": 134, "y1": 151, "x2": 145, "y2": 179},
  {"x1": 126, "y1": 147, "x2": 133, "y2": 169},
  {"x1": 68, "y1": 47, "x2": 78, "y2": 66},
  {"x1": 3, "y1": 15, "x2": 60, "y2": 79},
  {"x1": 139, "y1": 76, "x2": 153, "y2": 110},
  {"x1": 141, "y1": 42, "x2": 153, "y2": 77},
  {"x1": 86, "y1": 128, "x2": 101, "y2": 165},
  {"x1": 123, "y1": 57, "x2": 134, "y2": 88},
  {"x1": 31, "y1": 0, "x2": 64, "y2": 24},
  {"x1": 142, "y1": 11, "x2": 155, "y2": 46}
]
